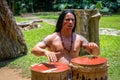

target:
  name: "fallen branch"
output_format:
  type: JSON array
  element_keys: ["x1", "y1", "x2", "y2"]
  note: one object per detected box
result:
[{"x1": 17, "y1": 19, "x2": 42, "y2": 30}]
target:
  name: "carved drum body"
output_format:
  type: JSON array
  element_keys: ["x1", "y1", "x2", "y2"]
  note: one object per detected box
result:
[
  {"x1": 71, "y1": 56, "x2": 108, "y2": 80},
  {"x1": 30, "y1": 62, "x2": 69, "y2": 80}
]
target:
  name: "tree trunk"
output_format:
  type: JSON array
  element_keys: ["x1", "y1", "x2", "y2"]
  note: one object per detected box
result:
[
  {"x1": 74, "y1": 9, "x2": 101, "y2": 55},
  {"x1": 0, "y1": 0, "x2": 27, "y2": 60}
]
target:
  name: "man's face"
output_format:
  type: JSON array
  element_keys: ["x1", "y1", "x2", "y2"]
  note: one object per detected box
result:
[{"x1": 62, "y1": 13, "x2": 75, "y2": 31}]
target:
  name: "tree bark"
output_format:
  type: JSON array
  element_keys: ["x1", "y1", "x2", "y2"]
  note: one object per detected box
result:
[
  {"x1": 74, "y1": 9, "x2": 101, "y2": 55},
  {"x1": 74, "y1": 9, "x2": 101, "y2": 46},
  {"x1": 0, "y1": 0, "x2": 27, "y2": 60}
]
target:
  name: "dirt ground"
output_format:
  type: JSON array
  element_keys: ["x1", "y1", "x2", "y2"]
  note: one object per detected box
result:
[{"x1": 0, "y1": 67, "x2": 30, "y2": 80}]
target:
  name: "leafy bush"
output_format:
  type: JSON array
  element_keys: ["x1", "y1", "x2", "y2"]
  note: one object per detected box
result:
[{"x1": 7, "y1": 0, "x2": 120, "y2": 15}]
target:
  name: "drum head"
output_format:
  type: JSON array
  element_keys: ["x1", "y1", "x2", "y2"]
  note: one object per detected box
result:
[
  {"x1": 30, "y1": 62, "x2": 68, "y2": 73},
  {"x1": 71, "y1": 56, "x2": 107, "y2": 65}
]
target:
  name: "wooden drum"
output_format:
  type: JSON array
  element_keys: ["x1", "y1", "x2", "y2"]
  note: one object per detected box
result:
[
  {"x1": 70, "y1": 56, "x2": 108, "y2": 80},
  {"x1": 30, "y1": 62, "x2": 69, "y2": 80}
]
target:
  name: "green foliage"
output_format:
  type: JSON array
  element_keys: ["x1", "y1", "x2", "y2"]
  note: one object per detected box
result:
[
  {"x1": 52, "y1": 0, "x2": 119, "y2": 13},
  {"x1": 95, "y1": 1, "x2": 103, "y2": 10},
  {"x1": 6, "y1": 0, "x2": 120, "y2": 15},
  {"x1": 53, "y1": 3, "x2": 68, "y2": 11},
  {"x1": 58, "y1": 3, "x2": 68, "y2": 10}
]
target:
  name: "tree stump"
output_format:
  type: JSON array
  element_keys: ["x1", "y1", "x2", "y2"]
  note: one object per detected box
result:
[
  {"x1": 74, "y1": 9, "x2": 101, "y2": 55},
  {"x1": 0, "y1": 0, "x2": 27, "y2": 60}
]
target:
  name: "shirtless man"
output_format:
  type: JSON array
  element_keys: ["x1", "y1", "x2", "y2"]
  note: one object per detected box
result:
[{"x1": 31, "y1": 9, "x2": 99, "y2": 66}]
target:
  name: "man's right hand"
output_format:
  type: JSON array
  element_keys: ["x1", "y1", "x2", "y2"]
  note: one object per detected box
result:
[{"x1": 44, "y1": 51, "x2": 58, "y2": 62}]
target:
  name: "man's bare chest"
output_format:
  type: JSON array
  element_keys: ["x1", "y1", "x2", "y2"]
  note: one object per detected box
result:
[{"x1": 49, "y1": 39, "x2": 81, "y2": 57}]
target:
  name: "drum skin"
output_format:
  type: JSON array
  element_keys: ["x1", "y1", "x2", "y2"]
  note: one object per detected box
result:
[{"x1": 30, "y1": 62, "x2": 69, "y2": 80}]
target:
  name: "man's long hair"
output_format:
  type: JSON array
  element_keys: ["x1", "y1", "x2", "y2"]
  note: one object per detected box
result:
[{"x1": 55, "y1": 9, "x2": 76, "y2": 32}]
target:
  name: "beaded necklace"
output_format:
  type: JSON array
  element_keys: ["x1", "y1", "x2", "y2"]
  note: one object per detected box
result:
[{"x1": 60, "y1": 32, "x2": 73, "y2": 53}]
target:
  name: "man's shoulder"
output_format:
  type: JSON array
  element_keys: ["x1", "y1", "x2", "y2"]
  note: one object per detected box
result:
[
  {"x1": 74, "y1": 33, "x2": 84, "y2": 36},
  {"x1": 45, "y1": 32, "x2": 58, "y2": 39},
  {"x1": 75, "y1": 33, "x2": 86, "y2": 40},
  {"x1": 48, "y1": 32, "x2": 58, "y2": 37},
  {"x1": 75, "y1": 33, "x2": 83, "y2": 38}
]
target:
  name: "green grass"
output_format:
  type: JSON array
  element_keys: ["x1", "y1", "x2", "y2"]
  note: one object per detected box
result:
[
  {"x1": 99, "y1": 14, "x2": 120, "y2": 30},
  {"x1": 15, "y1": 17, "x2": 29, "y2": 22},
  {"x1": 99, "y1": 14, "x2": 120, "y2": 79},
  {"x1": 0, "y1": 13, "x2": 120, "y2": 80},
  {"x1": 35, "y1": 13, "x2": 120, "y2": 30},
  {"x1": 99, "y1": 35, "x2": 120, "y2": 80}
]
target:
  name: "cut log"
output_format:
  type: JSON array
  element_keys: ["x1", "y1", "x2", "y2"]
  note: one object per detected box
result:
[
  {"x1": 74, "y1": 9, "x2": 101, "y2": 55},
  {"x1": 17, "y1": 19, "x2": 42, "y2": 30},
  {"x1": 74, "y1": 9, "x2": 101, "y2": 46}
]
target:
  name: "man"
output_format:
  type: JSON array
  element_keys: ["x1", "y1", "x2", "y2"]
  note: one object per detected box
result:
[{"x1": 31, "y1": 9, "x2": 99, "y2": 65}]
